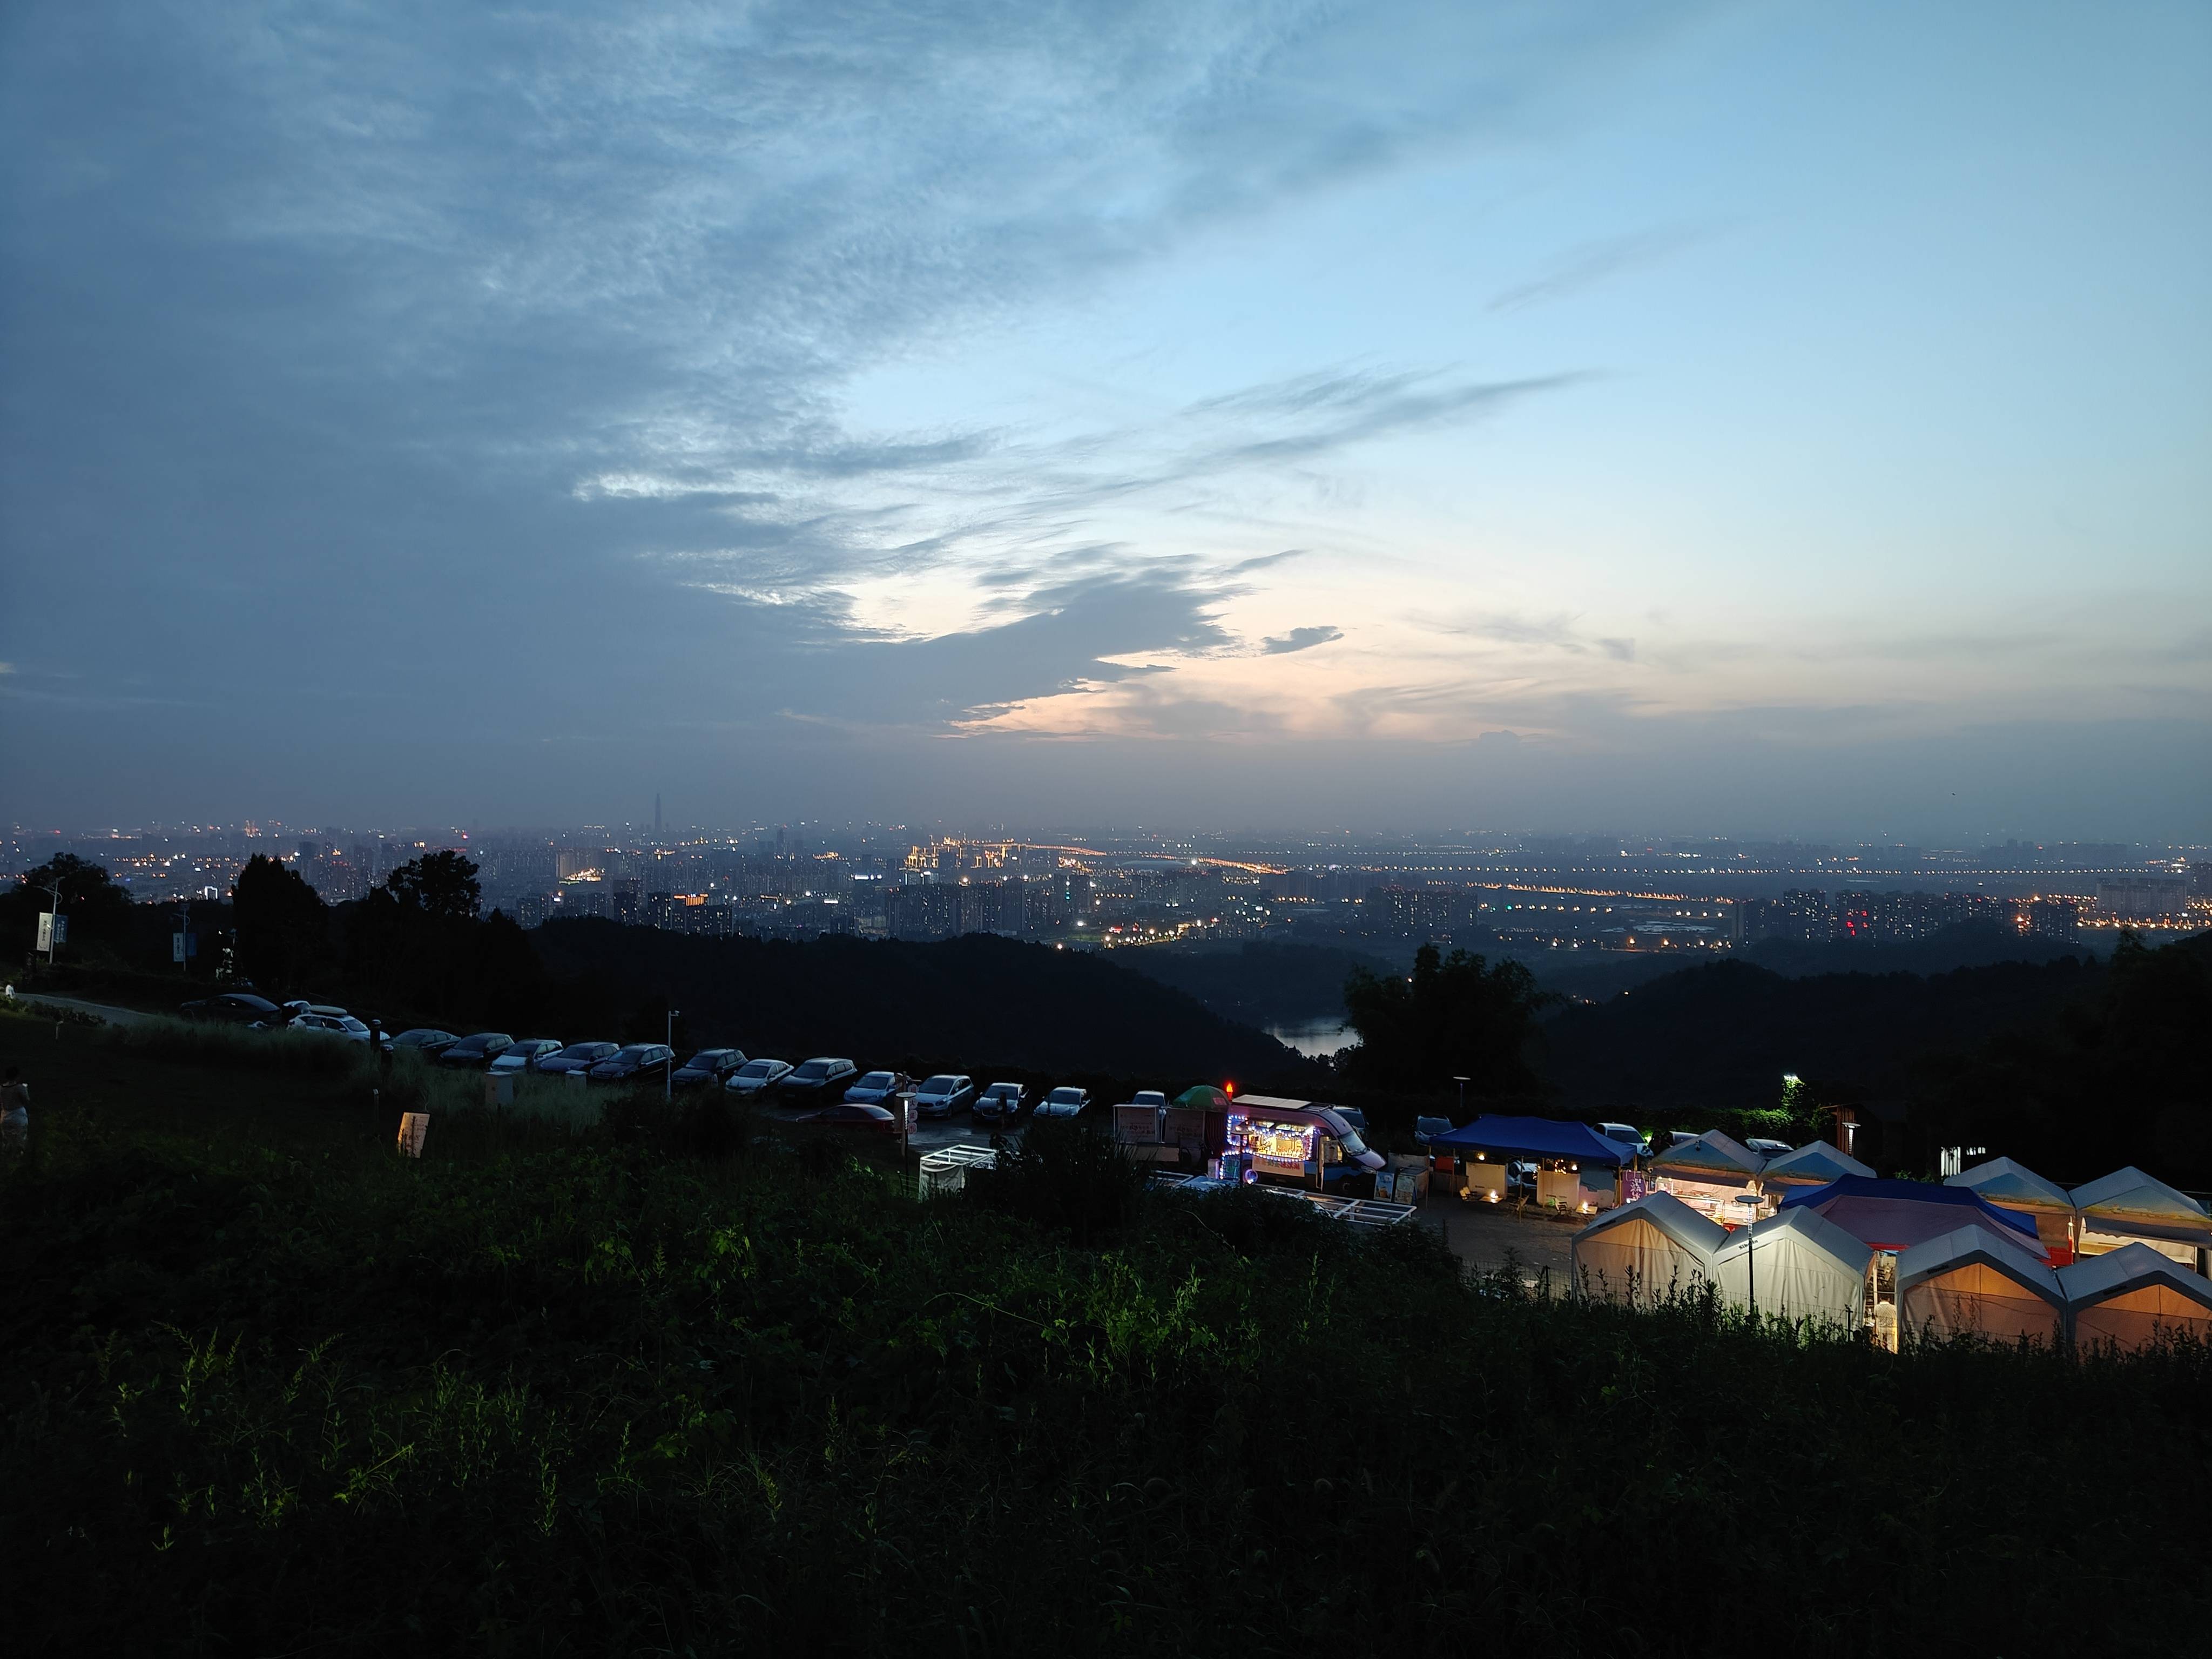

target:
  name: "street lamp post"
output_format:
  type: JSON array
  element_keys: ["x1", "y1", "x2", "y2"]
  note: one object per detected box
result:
[
  {"x1": 665, "y1": 1007, "x2": 680, "y2": 1100},
  {"x1": 1734, "y1": 1193, "x2": 1762, "y2": 1316},
  {"x1": 1453, "y1": 1075, "x2": 1469, "y2": 1119}
]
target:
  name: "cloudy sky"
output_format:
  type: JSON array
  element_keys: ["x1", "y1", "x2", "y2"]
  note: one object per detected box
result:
[{"x1": 3, "y1": 1, "x2": 2207, "y2": 838}]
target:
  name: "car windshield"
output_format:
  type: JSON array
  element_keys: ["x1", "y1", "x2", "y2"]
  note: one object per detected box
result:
[
  {"x1": 737, "y1": 1061, "x2": 779, "y2": 1078},
  {"x1": 792, "y1": 1062, "x2": 831, "y2": 1080},
  {"x1": 984, "y1": 1085, "x2": 1016, "y2": 1098},
  {"x1": 856, "y1": 1072, "x2": 895, "y2": 1088},
  {"x1": 453, "y1": 1036, "x2": 489, "y2": 1051},
  {"x1": 921, "y1": 1076, "x2": 960, "y2": 1092},
  {"x1": 611, "y1": 1047, "x2": 653, "y2": 1062},
  {"x1": 1048, "y1": 1088, "x2": 1083, "y2": 1104},
  {"x1": 1338, "y1": 1130, "x2": 1372, "y2": 1158},
  {"x1": 685, "y1": 1051, "x2": 727, "y2": 1067}
]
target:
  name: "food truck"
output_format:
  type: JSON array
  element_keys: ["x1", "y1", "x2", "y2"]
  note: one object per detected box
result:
[{"x1": 1219, "y1": 1095, "x2": 1388, "y2": 1191}]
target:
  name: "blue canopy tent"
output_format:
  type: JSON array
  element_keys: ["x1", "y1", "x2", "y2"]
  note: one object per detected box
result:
[
  {"x1": 1428, "y1": 1115, "x2": 1631, "y2": 1167},
  {"x1": 1779, "y1": 1176, "x2": 2040, "y2": 1253}
]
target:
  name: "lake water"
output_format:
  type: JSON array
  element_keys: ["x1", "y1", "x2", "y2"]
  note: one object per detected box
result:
[{"x1": 1264, "y1": 1020, "x2": 1357, "y2": 1058}]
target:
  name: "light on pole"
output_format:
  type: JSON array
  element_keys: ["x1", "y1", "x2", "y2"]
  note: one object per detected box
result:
[
  {"x1": 1734, "y1": 1193, "x2": 1762, "y2": 1316},
  {"x1": 665, "y1": 1007, "x2": 680, "y2": 1100}
]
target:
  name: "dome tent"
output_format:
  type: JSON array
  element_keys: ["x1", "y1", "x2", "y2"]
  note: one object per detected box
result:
[
  {"x1": 2069, "y1": 1168, "x2": 2211, "y2": 1269},
  {"x1": 1896, "y1": 1224, "x2": 2065, "y2": 1346},
  {"x1": 1648, "y1": 1131, "x2": 1764, "y2": 1184},
  {"x1": 1945, "y1": 1157, "x2": 2078, "y2": 1255},
  {"x1": 1711, "y1": 1206, "x2": 1872, "y2": 1327},
  {"x1": 1778, "y1": 1176, "x2": 2040, "y2": 1253},
  {"x1": 1758, "y1": 1141, "x2": 1874, "y2": 1190},
  {"x1": 1570, "y1": 1194, "x2": 1727, "y2": 1307},
  {"x1": 2060, "y1": 1243, "x2": 2212, "y2": 1352}
]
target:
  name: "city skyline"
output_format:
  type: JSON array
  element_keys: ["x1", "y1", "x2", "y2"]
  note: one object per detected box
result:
[{"x1": 3, "y1": 3, "x2": 2208, "y2": 837}]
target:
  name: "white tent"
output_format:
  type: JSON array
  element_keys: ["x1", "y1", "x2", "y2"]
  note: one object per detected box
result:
[
  {"x1": 2069, "y1": 1168, "x2": 2211, "y2": 1269},
  {"x1": 1711, "y1": 1205, "x2": 1871, "y2": 1327},
  {"x1": 1896, "y1": 1223, "x2": 2065, "y2": 1345},
  {"x1": 1570, "y1": 1193, "x2": 1728, "y2": 1306},
  {"x1": 1944, "y1": 1156, "x2": 2077, "y2": 1255},
  {"x1": 1759, "y1": 1141, "x2": 1874, "y2": 1189},
  {"x1": 2060, "y1": 1243, "x2": 2212, "y2": 1352},
  {"x1": 1649, "y1": 1131, "x2": 1766, "y2": 1222}
]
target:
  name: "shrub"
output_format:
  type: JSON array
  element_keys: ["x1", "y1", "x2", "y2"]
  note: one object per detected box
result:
[{"x1": 962, "y1": 1114, "x2": 1145, "y2": 1245}]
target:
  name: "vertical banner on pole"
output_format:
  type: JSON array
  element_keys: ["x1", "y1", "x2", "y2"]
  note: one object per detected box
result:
[{"x1": 397, "y1": 1113, "x2": 430, "y2": 1158}]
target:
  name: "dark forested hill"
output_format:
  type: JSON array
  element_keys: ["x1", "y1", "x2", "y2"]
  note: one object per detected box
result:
[
  {"x1": 1537, "y1": 954, "x2": 2105, "y2": 1116},
  {"x1": 1116, "y1": 940, "x2": 1400, "y2": 1025},
  {"x1": 530, "y1": 921, "x2": 1310, "y2": 1084}
]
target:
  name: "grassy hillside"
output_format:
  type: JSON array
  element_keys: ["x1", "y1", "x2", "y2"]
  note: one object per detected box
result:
[
  {"x1": 2, "y1": 1006, "x2": 2206, "y2": 1654},
  {"x1": 531, "y1": 920, "x2": 1313, "y2": 1084}
]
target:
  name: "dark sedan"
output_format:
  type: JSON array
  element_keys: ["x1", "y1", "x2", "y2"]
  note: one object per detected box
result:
[
  {"x1": 439, "y1": 1032, "x2": 515, "y2": 1069},
  {"x1": 180, "y1": 992, "x2": 282, "y2": 1025},
  {"x1": 842, "y1": 1069, "x2": 911, "y2": 1106},
  {"x1": 391, "y1": 1028, "x2": 460, "y2": 1057},
  {"x1": 537, "y1": 1041, "x2": 619, "y2": 1077},
  {"x1": 588, "y1": 1043, "x2": 675, "y2": 1084},
  {"x1": 670, "y1": 1048, "x2": 747, "y2": 1089},
  {"x1": 779, "y1": 1057, "x2": 858, "y2": 1099},
  {"x1": 798, "y1": 1103, "x2": 900, "y2": 1137}
]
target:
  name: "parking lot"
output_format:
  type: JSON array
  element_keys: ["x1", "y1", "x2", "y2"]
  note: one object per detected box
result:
[{"x1": 1425, "y1": 1195, "x2": 1578, "y2": 1283}]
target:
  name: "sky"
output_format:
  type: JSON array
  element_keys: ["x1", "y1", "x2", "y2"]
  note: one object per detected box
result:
[{"x1": 3, "y1": 1, "x2": 2207, "y2": 840}]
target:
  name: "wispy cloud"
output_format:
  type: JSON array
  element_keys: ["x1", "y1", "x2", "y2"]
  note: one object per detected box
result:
[
  {"x1": 1487, "y1": 223, "x2": 1715, "y2": 312},
  {"x1": 1261, "y1": 624, "x2": 1343, "y2": 655}
]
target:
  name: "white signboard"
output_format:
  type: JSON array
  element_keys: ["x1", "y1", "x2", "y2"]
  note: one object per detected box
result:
[
  {"x1": 396, "y1": 1112, "x2": 430, "y2": 1158},
  {"x1": 36, "y1": 913, "x2": 55, "y2": 952},
  {"x1": 173, "y1": 932, "x2": 187, "y2": 963}
]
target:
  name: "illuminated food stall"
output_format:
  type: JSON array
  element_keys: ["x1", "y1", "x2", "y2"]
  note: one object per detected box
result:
[
  {"x1": 1647, "y1": 1131, "x2": 1765, "y2": 1223},
  {"x1": 2060, "y1": 1244, "x2": 2212, "y2": 1352},
  {"x1": 1943, "y1": 1156, "x2": 2079, "y2": 1261},
  {"x1": 1895, "y1": 1224, "x2": 2065, "y2": 1345},
  {"x1": 1569, "y1": 1193, "x2": 1726, "y2": 1306},
  {"x1": 1427, "y1": 1115, "x2": 1631, "y2": 1211},
  {"x1": 2068, "y1": 1168, "x2": 2211, "y2": 1273},
  {"x1": 1221, "y1": 1096, "x2": 1386, "y2": 1191}
]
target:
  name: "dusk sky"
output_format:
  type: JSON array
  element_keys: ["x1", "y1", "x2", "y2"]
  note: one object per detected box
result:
[{"x1": 3, "y1": 2, "x2": 2207, "y2": 838}]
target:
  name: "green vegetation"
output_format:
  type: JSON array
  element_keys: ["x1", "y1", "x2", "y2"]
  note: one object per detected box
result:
[
  {"x1": 3, "y1": 1006, "x2": 2203, "y2": 1654},
  {"x1": 1339, "y1": 942, "x2": 1552, "y2": 1097}
]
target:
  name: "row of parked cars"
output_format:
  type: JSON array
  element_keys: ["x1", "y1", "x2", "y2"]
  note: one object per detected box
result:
[{"x1": 178, "y1": 992, "x2": 1110, "y2": 1136}]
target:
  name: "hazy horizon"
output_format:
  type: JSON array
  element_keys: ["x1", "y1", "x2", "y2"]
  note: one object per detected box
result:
[{"x1": 4, "y1": 3, "x2": 2208, "y2": 839}]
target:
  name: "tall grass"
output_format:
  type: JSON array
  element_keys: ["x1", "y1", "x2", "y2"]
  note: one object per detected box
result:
[{"x1": 1, "y1": 1060, "x2": 2205, "y2": 1654}]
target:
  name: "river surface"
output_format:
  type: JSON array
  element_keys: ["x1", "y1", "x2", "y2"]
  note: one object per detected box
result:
[{"x1": 1263, "y1": 1019, "x2": 1357, "y2": 1058}]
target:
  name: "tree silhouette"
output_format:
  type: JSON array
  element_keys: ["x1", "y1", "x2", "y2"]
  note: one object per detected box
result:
[
  {"x1": 385, "y1": 851, "x2": 481, "y2": 922},
  {"x1": 232, "y1": 855, "x2": 331, "y2": 994}
]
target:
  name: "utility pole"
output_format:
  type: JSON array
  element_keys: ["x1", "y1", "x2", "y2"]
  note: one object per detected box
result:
[
  {"x1": 665, "y1": 1007, "x2": 679, "y2": 1100},
  {"x1": 1453, "y1": 1075, "x2": 1469, "y2": 1121}
]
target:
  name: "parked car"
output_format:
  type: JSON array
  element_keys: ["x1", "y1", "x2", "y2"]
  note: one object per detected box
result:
[
  {"x1": 780, "y1": 1057, "x2": 858, "y2": 1099},
  {"x1": 589, "y1": 1043, "x2": 675, "y2": 1084},
  {"x1": 1033, "y1": 1084, "x2": 1091, "y2": 1120},
  {"x1": 537, "y1": 1040, "x2": 618, "y2": 1077},
  {"x1": 974, "y1": 1081, "x2": 1028, "y2": 1124},
  {"x1": 180, "y1": 992, "x2": 282, "y2": 1025},
  {"x1": 290, "y1": 1011, "x2": 376, "y2": 1044},
  {"x1": 1597, "y1": 1121, "x2": 1650, "y2": 1157},
  {"x1": 726, "y1": 1057, "x2": 794, "y2": 1096},
  {"x1": 1331, "y1": 1105, "x2": 1369, "y2": 1132},
  {"x1": 798, "y1": 1102, "x2": 901, "y2": 1137},
  {"x1": 842, "y1": 1070, "x2": 911, "y2": 1106},
  {"x1": 671, "y1": 1048, "x2": 747, "y2": 1089},
  {"x1": 1412, "y1": 1115, "x2": 1454, "y2": 1149},
  {"x1": 1746, "y1": 1137, "x2": 1793, "y2": 1161},
  {"x1": 912, "y1": 1073, "x2": 974, "y2": 1118},
  {"x1": 489, "y1": 1038, "x2": 564, "y2": 1075},
  {"x1": 439, "y1": 1032, "x2": 515, "y2": 1069},
  {"x1": 1130, "y1": 1090, "x2": 1169, "y2": 1110},
  {"x1": 391, "y1": 1028, "x2": 460, "y2": 1057}
]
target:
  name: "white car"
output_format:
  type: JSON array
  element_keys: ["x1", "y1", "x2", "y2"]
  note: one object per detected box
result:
[
  {"x1": 912, "y1": 1074, "x2": 974, "y2": 1118},
  {"x1": 725, "y1": 1057, "x2": 794, "y2": 1095},
  {"x1": 1033, "y1": 1085, "x2": 1091, "y2": 1120},
  {"x1": 1597, "y1": 1121, "x2": 1649, "y2": 1157},
  {"x1": 291, "y1": 1011, "x2": 374, "y2": 1043}
]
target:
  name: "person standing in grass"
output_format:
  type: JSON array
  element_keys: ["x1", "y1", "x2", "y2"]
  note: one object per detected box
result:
[{"x1": 0, "y1": 1066, "x2": 27, "y2": 1164}]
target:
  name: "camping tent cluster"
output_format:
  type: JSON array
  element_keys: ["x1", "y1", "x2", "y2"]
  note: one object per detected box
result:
[{"x1": 1573, "y1": 1178, "x2": 2212, "y2": 1352}]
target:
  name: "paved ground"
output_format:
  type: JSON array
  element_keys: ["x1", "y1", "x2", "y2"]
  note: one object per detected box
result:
[{"x1": 1420, "y1": 1196, "x2": 1579, "y2": 1284}]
